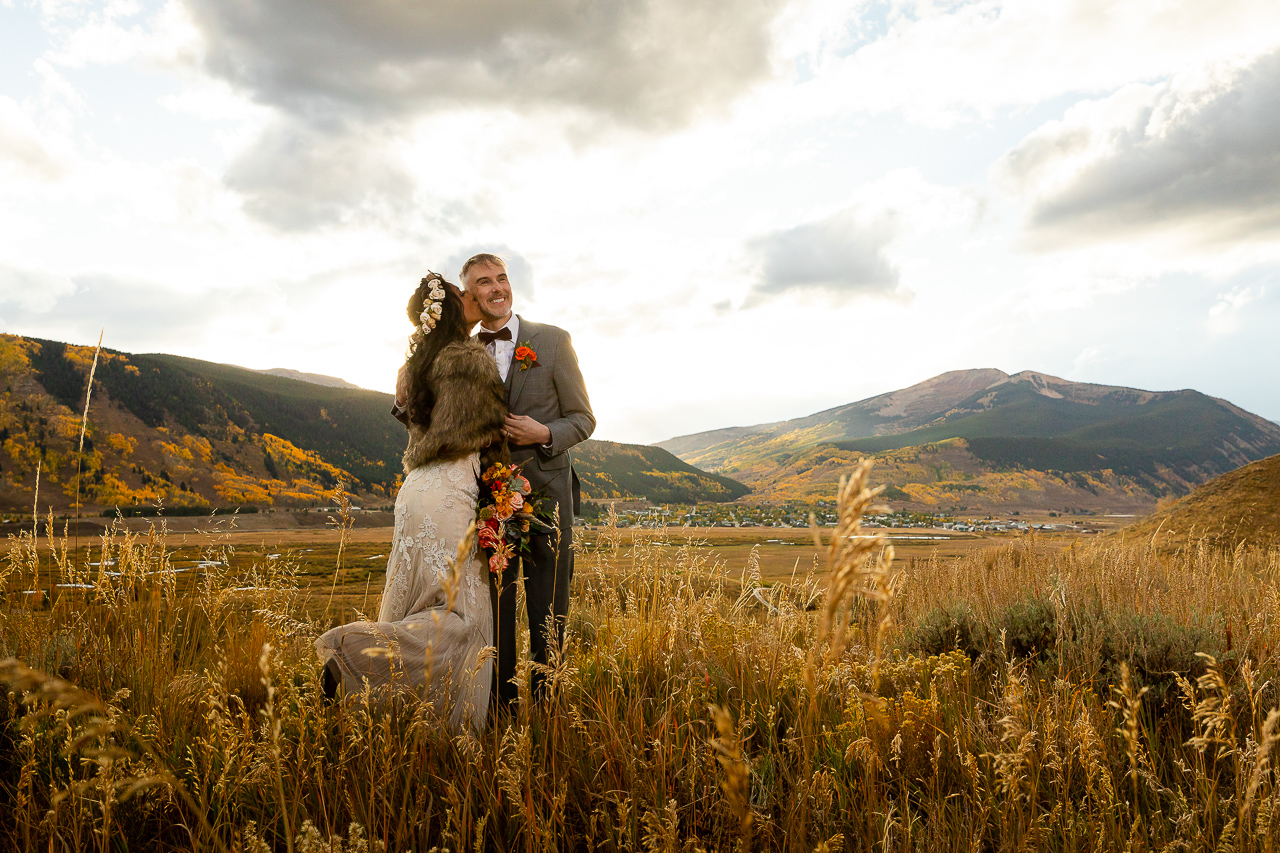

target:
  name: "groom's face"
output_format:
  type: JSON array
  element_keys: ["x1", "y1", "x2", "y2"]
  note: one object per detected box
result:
[{"x1": 464, "y1": 261, "x2": 513, "y2": 324}]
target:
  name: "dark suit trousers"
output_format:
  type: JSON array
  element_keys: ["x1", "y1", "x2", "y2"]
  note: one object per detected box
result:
[{"x1": 492, "y1": 520, "x2": 573, "y2": 706}]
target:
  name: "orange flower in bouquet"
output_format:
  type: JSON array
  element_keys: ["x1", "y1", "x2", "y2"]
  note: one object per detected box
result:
[{"x1": 477, "y1": 460, "x2": 556, "y2": 575}]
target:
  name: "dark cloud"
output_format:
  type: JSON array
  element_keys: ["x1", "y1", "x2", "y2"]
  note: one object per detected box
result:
[
  {"x1": 184, "y1": 0, "x2": 788, "y2": 130},
  {"x1": 746, "y1": 208, "x2": 901, "y2": 304},
  {"x1": 1000, "y1": 50, "x2": 1280, "y2": 246}
]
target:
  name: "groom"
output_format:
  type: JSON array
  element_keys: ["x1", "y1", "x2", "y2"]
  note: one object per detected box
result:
[{"x1": 461, "y1": 252, "x2": 595, "y2": 708}]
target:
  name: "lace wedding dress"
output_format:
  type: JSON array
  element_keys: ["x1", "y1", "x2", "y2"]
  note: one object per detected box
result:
[{"x1": 314, "y1": 453, "x2": 492, "y2": 732}]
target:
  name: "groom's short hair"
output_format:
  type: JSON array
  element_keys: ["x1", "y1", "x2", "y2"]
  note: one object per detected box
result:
[{"x1": 460, "y1": 253, "x2": 507, "y2": 284}]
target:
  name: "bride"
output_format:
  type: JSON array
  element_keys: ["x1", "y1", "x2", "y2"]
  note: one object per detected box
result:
[{"x1": 315, "y1": 273, "x2": 506, "y2": 732}]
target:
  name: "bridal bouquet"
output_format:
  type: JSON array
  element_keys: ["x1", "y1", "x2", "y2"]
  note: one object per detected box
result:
[{"x1": 477, "y1": 461, "x2": 556, "y2": 575}]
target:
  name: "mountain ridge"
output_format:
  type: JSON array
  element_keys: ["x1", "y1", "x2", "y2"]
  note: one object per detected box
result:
[
  {"x1": 252, "y1": 368, "x2": 363, "y2": 389},
  {"x1": 657, "y1": 368, "x2": 1280, "y2": 510},
  {"x1": 0, "y1": 334, "x2": 741, "y2": 512}
]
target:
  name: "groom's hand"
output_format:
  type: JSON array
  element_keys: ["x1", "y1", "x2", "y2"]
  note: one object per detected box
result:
[
  {"x1": 505, "y1": 414, "x2": 552, "y2": 446},
  {"x1": 395, "y1": 366, "x2": 410, "y2": 406}
]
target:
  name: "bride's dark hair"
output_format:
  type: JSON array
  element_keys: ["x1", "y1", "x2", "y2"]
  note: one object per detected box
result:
[{"x1": 403, "y1": 274, "x2": 470, "y2": 429}]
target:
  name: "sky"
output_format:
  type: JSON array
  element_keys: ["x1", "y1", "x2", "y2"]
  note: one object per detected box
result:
[{"x1": 2, "y1": 0, "x2": 1279, "y2": 445}]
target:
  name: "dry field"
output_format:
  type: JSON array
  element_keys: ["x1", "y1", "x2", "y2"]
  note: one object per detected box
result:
[
  {"x1": 4, "y1": 466, "x2": 1280, "y2": 851},
  {"x1": 2, "y1": 520, "x2": 1042, "y2": 623}
]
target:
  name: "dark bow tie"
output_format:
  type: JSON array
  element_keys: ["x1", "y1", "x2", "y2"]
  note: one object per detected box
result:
[
  {"x1": 478, "y1": 326, "x2": 512, "y2": 343},
  {"x1": 477, "y1": 327, "x2": 512, "y2": 345}
]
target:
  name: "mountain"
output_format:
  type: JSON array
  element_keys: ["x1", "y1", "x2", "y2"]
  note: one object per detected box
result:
[
  {"x1": 1124, "y1": 453, "x2": 1280, "y2": 547},
  {"x1": 253, "y1": 368, "x2": 362, "y2": 389},
  {"x1": 658, "y1": 369, "x2": 1280, "y2": 510},
  {"x1": 661, "y1": 368, "x2": 1008, "y2": 466},
  {"x1": 572, "y1": 440, "x2": 749, "y2": 504},
  {"x1": 0, "y1": 334, "x2": 740, "y2": 513}
]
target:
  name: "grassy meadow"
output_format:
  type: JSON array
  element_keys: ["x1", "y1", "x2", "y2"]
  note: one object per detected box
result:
[{"x1": 4, "y1": 462, "x2": 1280, "y2": 851}]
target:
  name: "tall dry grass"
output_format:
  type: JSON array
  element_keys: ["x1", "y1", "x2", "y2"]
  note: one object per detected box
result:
[{"x1": 3, "y1": 461, "x2": 1280, "y2": 850}]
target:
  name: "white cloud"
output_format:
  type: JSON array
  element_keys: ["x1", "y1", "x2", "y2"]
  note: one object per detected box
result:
[
  {"x1": 0, "y1": 265, "x2": 75, "y2": 313},
  {"x1": 46, "y1": 0, "x2": 200, "y2": 70},
  {"x1": 997, "y1": 50, "x2": 1280, "y2": 246},
  {"x1": 802, "y1": 0, "x2": 1280, "y2": 126},
  {"x1": 1071, "y1": 345, "x2": 1103, "y2": 375},
  {"x1": 0, "y1": 96, "x2": 67, "y2": 180},
  {"x1": 1207, "y1": 285, "x2": 1263, "y2": 338}
]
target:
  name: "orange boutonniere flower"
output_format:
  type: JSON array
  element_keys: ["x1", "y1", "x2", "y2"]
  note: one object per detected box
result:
[{"x1": 514, "y1": 343, "x2": 539, "y2": 371}]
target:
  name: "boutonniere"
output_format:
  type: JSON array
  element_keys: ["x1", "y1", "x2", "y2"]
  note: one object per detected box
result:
[{"x1": 513, "y1": 342, "x2": 539, "y2": 371}]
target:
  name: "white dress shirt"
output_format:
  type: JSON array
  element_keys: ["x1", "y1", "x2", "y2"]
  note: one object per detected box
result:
[{"x1": 480, "y1": 314, "x2": 519, "y2": 382}]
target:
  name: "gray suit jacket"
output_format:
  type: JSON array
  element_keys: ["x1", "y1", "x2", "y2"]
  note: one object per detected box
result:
[{"x1": 500, "y1": 316, "x2": 595, "y2": 522}]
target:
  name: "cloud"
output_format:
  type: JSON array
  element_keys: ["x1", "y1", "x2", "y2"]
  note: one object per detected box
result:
[
  {"x1": 184, "y1": 0, "x2": 789, "y2": 131},
  {"x1": 45, "y1": 0, "x2": 202, "y2": 70},
  {"x1": 180, "y1": 0, "x2": 791, "y2": 229},
  {"x1": 0, "y1": 96, "x2": 66, "y2": 181},
  {"x1": 745, "y1": 207, "x2": 901, "y2": 303},
  {"x1": 224, "y1": 120, "x2": 416, "y2": 231},
  {"x1": 1207, "y1": 285, "x2": 1264, "y2": 338},
  {"x1": 0, "y1": 265, "x2": 75, "y2": 313},
  {"x1": 996, "y1": 50, "x2": 1280, "y2": 246},
  {"x1": 0, "y1": 270, "x2": 244, "y2": 350},
  {"x1": 808, "y1": 0, "x2": 1280, "y2": 126}
]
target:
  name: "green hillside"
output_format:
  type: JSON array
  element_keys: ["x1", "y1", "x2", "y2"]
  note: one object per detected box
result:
[
  {"x1": 2, "y1": 334, "x2": 743, "y2": 512},
  {"x1": 573, "y1": 440, "x2": 750, "y2": 503},
  {"x1": 28, "y1": 339, "x2": 403, "y2": 487}
]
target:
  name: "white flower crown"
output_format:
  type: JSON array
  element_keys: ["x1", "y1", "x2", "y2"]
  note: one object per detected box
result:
[{"x1": 417, "y1": 273, "x2": 447, "y2": 336}]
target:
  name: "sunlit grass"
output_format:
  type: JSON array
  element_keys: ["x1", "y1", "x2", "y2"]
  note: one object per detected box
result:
[{"x1": 4, "y1": 461, "x2": 1280, "y2": 851}]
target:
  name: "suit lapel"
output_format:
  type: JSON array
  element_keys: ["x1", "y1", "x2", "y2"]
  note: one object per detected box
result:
[{"x1": 508, "y1": 316, "x2": 540, "y2": 410}]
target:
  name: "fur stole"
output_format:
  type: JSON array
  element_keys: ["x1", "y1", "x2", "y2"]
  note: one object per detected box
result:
[{"x1": 402, "y1": 340, "x2": 507, "y2": 473}]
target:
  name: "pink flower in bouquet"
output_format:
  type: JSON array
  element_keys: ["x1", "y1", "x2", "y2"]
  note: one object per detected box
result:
[
  {"x1": 514, "y1": 476, "x2": 531, "y2": 495},
  {"x1": 510, "y1": 492, "x2": 524, "y2": 512},
  {"x1": 478, "y1": 520, "x2": 502, "y2": 550},
  {"x1": 488, "y1": 539, "x2": 515, "y2": 575}
]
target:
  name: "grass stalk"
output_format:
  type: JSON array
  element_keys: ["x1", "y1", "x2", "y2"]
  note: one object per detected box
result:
[{"x1": 3, "y1": 465, "x2": 1280, "y2": 849}]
